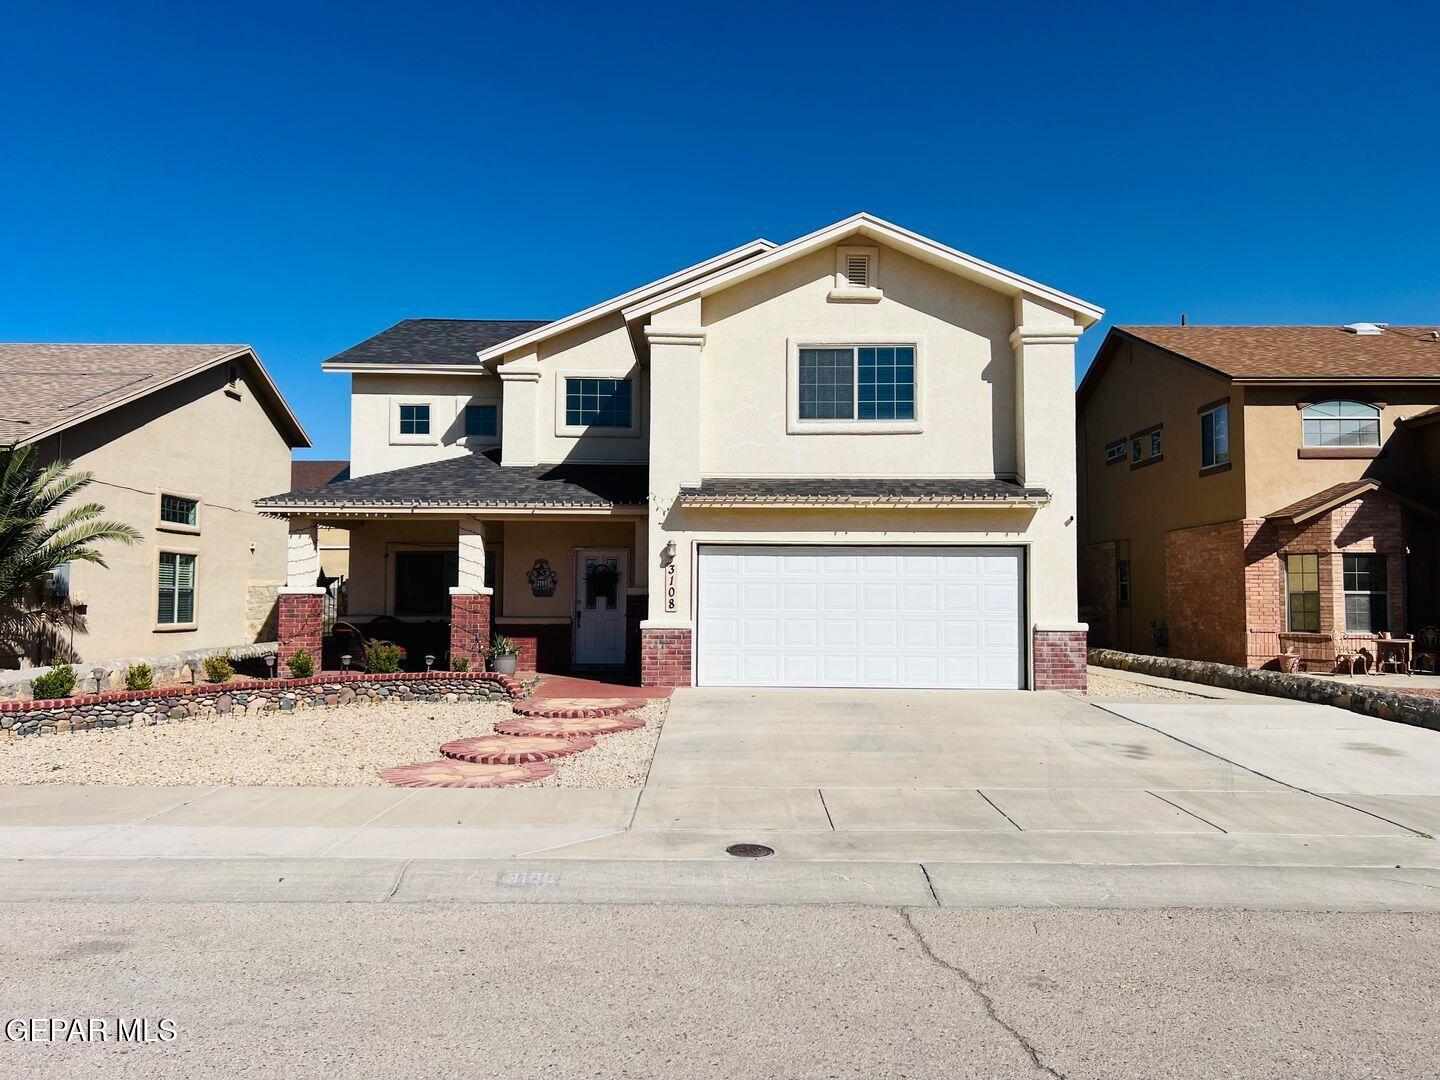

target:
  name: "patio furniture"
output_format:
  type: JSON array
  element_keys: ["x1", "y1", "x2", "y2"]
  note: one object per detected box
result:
[
  {"x1": 1375, "y1": 637, "x2": 1413, "y2": 676},
  {"x1": 1335, "y1": 650, "x2": 1368, "y2": 676},
  {"x1": 1414, "y1": 627, "x2": 1439, "y2": 675}
]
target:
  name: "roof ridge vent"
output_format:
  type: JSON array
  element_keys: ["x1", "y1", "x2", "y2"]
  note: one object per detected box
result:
[{"x1": 1342, "y1": 322, "x2": 1388, "y2": 335}]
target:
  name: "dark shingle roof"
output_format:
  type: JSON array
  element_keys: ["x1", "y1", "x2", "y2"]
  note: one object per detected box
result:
[
  {"x1": 1116, "y1": 326, "x2": 1440, "y2": 381},
  {"x1": 1267, "y1": 479, "x2": 1380, "y2": 523},
  {"x1": 675, "y1": 478, "x2": 1049, "y2": 506},
  {"x1": 290, "y1": 459, "x2": 350, "y2": 491},
  {"x1": 323, "y1": 319, "x2": 553, "y2": 369},
  {"x1": 259, "y1": 451, "x2": 646, "y2": 510}
]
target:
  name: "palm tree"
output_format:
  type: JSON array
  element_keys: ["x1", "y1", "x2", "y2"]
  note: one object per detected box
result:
[{"x1": 0, "y1": 445, "x2": 141, "y2": 659}]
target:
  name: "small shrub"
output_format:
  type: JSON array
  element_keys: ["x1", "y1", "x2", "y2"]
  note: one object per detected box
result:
[
  {"x1": 487, "y1": 634, "x2": 519, "y2": 658},
  {"x1": 451, "y1": 656, "x2": 469, "y2": 673},
  {"x1": 124, "y1": 663, "x2": 154, "y2": 691},
  {"x1": 31, "y1": 660, "x2": 78, "y2": 700},
  {"x1": 286, "y1": 648, "x2": 316, "y2": 679},
  {"x1": 202, "y1": 652, "x2": 234, "y2": 683},
  {"x1": 365, "y1": 642, "x2": 403, "y2": 674}
]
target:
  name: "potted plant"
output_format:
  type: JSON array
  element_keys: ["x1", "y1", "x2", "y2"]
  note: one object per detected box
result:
[
  {"x1": 487, "y1": 635, "x2": 520, "y2": 676},
  {"x1": 1277, "y1": 649, "x2": 1301, "y2": 675}
]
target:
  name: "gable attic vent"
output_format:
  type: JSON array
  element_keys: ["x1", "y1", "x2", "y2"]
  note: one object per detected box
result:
[
  {"x1": 1342, "y1": 322, "x2": 1388, "y2": 335},
  {"x1": 846, "y1": 254, "x2": 870, "y2": 288}
]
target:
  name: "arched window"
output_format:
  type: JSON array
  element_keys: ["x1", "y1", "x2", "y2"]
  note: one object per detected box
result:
[{"x1": 1302, "y1": 401, "x2": 1380, "y2": 447}]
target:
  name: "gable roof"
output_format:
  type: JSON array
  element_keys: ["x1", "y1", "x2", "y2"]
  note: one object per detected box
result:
[
  {"x1": 291, "y1": 459, "x2": 350, "y2": 490},
  {"x1": 323, "y1": 319, "x2": 551, "y2": 372},
  {"x1": 1111, "y1": 326, "x2": 1440, "y2": 382},
  {"x1": 1267, "y1": 479, "x2": 1382, "y2": 523},
  {"x1": 622, "y1": 213, "x2": 1104, "y2": 326},
  {"x1": 477, "y1": 237, "x2": 775, "y2": 365},
  {"x1": 0, "y1": 343, "x2": 309, "y2": 449}
]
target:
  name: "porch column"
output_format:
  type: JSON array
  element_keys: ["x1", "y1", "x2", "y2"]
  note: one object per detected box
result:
[
  {"x1": 640, "y1": 302, "x2": 703, "y2": 687},
  {"x1": 1013, "y1": 297, "x2": 1087, "y2": 689},
  {"x1": 449, "y1": 516, "x2": 492, "y2": 670},
  {"x1": 278, "y1": 518, "x2": 325, "y2": 670}
]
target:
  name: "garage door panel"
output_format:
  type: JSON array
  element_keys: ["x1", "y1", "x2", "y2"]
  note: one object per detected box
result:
[{"x1": 698, "y1": 546, "x2": 1023, "y2": 690}]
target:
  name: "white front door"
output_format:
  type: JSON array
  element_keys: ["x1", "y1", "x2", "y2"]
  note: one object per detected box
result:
[
  {"x1": 697, "y1": 545, "x2": 1024, "y2": 689},
  {"x1": 573, "y1": 549, "x2": 628, "y2": 666}
]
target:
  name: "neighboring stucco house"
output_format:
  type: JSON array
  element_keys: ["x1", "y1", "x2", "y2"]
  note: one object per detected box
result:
[
  {"x1": 0, "y1": 344, "x2": 309, "y2": 665},
  {"x1": 1077, "y1": 324, "x2": 1440, "y2": 670},
  {"x1": 259, "y1": 214, "x2": 1102, "y2": 689},
  {"x1": 289, "y1": 460, "x2": 351, "y2": 581}
]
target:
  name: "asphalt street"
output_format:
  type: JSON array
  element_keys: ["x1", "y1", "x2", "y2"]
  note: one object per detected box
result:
[{"x1": 1, "y1": 902, "x2": 1435, "y2": 1079}]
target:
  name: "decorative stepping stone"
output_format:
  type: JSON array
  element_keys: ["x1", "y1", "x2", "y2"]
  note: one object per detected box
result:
[
  {"x1": 512, "y1": 697, "x2": 648, "y2": 720},
  {"x1": 440, "y1": 734, "x2": 595, "y2": 764},
  {"x1": 379, "y1": 759, "x2": 556, "y2": 788},
  {"x1": 496, "y1": 713, "x2": 646, "y2": 738}
]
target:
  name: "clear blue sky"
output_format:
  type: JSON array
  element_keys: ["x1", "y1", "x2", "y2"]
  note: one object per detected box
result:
[{"x1": 5, "y1": 1, "x2": 1437, "y2": 460}]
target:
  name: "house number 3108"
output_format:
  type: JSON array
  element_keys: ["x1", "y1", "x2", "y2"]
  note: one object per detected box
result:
[{"x1": 664, "y1": 563, "x2": 677, "y2": 613}]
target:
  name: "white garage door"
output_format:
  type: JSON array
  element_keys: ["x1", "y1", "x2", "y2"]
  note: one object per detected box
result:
[{"x1": 697, "y1": 546, "x2": 1024, "y2": 689}]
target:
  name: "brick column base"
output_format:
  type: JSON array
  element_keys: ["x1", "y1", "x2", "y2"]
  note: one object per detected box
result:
[
  {"x1": 277, "y1": 589, "x2": 324, "y2": 670},
  {"x1": 641, "y1": 627, "x2": 693, "y2": 687},
  {"x1": 1033, "y1": 628, "x2": 1087, "y2": 690},
  {"x1": 450, "y1": 590, "x2": 492, "y2": 670}
]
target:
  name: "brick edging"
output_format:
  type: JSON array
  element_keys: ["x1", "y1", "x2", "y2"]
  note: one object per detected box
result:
[{"x1": 1089, "y1": 648, "x2": 1440, "y2": 732}]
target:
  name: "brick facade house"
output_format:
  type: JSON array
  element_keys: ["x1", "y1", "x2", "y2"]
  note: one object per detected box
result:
[{"x1": 1077, "y1": 325, "x2": 1440, "y2": 671}]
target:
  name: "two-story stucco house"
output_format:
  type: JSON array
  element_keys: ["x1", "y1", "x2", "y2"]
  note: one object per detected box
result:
[
  {"x1": 259, "y1": 214, "x2": 1102, "y2": 689},
  {"x1": 1, "y1": 344, "x2": 309, "y2": 665},
  {"x1": 1077, "y1": 324, "x2": 1440, "y2": 670}
]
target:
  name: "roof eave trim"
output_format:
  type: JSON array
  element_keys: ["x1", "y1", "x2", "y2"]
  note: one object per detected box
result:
[
  {"x1": 674, "y1": 495, "x2": 1051, "y2": 509},
  {"x1": 623, "y1": 212, "x2": 1103, "y2": 326},
  {"x1": 257, "y1": 501, "x2": 645, "y2": 516},
  {"x1": 1231, "y1": 376, "x2": 1440, "y2": 385},
  {"x1": 1270, "y1": 481, "x2": 1381, "y2": 524},
  {"x1": 471, "y1": 237, "x2": 775, "y2": 363},
  {"x1": 322, "y1": 362, "x2": 488, "y2": 375}
]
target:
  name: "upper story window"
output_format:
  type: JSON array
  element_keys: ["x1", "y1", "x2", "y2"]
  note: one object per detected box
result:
[
  {"x1": 159, "y1": 494, "x2": 198, "y2": 529},
  {"x1": 1200, "y1": 403, "x2": 1230, "y2": 468},
  {"x1": 465, "y1": 404, "x2": 498, "y2": 438},
  {"x1": 398, "y1": 403, "x2": 431, "y2": 435},
  {"x1": 565, "y1": 378, "x2": 632, "y2": 428},
  {"x1": 1303, "y1": 401, "x2": 1380, "y2": 447},
  {"x1": 1105, "y1": 441, "x2": 1126, "y2": 464},
  {"x1": 1150, "y1": 430, "x2": 1163, "y2": 457},
  {"x1": 798, "y1": 346, "x2": 915, "y2": 422}
]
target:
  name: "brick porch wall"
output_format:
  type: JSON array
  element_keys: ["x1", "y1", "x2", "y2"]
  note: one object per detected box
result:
[
  {"x1": 499, "y1": 623, "x2": 570, "y2": 673},
  {"x1": 1032, "y1": 629, "x2": 1087, "y2": 690},
  {"x1": 641, "y1": 627, "x2": 692, "y2": 687},
  {"x1": 449, "y1": 592, "x2": 492, "y2": 670},
  {"x1": 1165, "y1": 520, "x2": 1248, "y2": 667},
  {"x1": 277, "y1": 590, "x2": 323, "y2": 669},
  {"x1": 1077, "y1": 541, "x2": 1118, "y2": 648}
]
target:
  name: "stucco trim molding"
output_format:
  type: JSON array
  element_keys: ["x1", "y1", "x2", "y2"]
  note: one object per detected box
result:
[
  {"x1": 1009, "y1": 326, "x2": 1084, "y2": 348},
  {"x1": 277, "y1": 586, "x2": 327, "y2": 596},
  {"x1": 643, "y1": 326, "x2": 707, "y2": 348}
]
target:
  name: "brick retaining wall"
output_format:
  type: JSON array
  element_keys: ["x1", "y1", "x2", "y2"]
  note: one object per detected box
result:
[
  {"x1": 1089, "y1": 647, "x2": 1440, "y2": 732},
  {"x1": 641, "y1": 628, "x2": 692, "y2": 688},
  {"x1": 0, "y1": 671, "x2": 525, "y2": 738}
]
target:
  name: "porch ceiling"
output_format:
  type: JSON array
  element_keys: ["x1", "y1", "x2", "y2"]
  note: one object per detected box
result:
[{"x1": 257, "y1": 451, "x2": 647, "y2": 516}]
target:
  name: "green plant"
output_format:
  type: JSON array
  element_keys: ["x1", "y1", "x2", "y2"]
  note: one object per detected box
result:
[
  {"x1": 451, "y1": 656, "x2": 469, "y2": 673},
  {"x1": 124, "y1": 663, "x2": 154, "y2": 691},
  {"x1": 286, "y1": 648, "x2": 315, "y2": 679},
  {"x1": 202, "y1": 652, "x2": 234, "y2": 683},
  {"x1": 0, "y1": 445, "x2": 140, "y2": 657},
  {"x1": 487, "y1": 634, "x2": 519, "y2": 659},
  {"x1": 31, "y1": 659, "x2": 77, "y2": 700},
  {"x1": 365, "y1": 642, "x2": 403, "y2": 674}
]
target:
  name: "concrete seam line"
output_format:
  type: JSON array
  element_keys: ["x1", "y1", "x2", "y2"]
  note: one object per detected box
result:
[
  {"x1": 817, "y1": 789, "x2": 836, "y2": 831},
  {"x1": 383, "y1": 859, "x2": 412, "y2": 902},
  {"x1": 918, "y1": 864, "x2": 940, "y2": 905},
  {"x1": 1146, "y1": 790, "x2": 1229, "y2": 834},
  {"x1": 898, "y1": 908, "x2": 1064, "y2": 1079},
  {"x1": 1090, "y1": 701, "x2": 1434, "y2": 840},
  {"x1": 976, "y1": 789, "x2": 1023, "y2": 831}
]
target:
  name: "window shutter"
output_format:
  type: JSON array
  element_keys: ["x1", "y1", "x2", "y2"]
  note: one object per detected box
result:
[
  {"x1": 846, "y1": 254, "x2": 870, "y2": 288},
  {"x1": 158, "y1": 553, "x2": 176, "y2": 622},
  {"x1": 176, "y1": 555, "x2": 195, "y2": 623}
]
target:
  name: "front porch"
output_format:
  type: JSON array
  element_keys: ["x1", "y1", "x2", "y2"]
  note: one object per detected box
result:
[{"x1": 258, "y1": 454, "x2": 652, "y2": 681}]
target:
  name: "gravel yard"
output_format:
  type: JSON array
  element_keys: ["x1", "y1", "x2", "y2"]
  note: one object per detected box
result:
[
  {"x1": 1080, "y1": 672, "x2": 1206, "y2": 700},
  {"x1": 0, "y1": 698, "x2": 668, "y2": 788}
]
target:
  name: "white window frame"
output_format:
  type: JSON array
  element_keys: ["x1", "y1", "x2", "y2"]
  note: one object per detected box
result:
[
  {"x1": 156, "y1": 549, "x2": 198, "y2": 631},
  {"x1": 461, "y1": 399, "x2": 501, "y2": 445},
  {"x1": 786, "y1": 336, "x2": 925, "y2": 435},
  {"x1": 1302, "y1": 400, "x2": 1381, "y2": 448},
  {"x1": 390, "y1": 399, "x2": 437, "y2": 445},
  {"x1": 554, "y1": 372, "x2": 642, "y2": 438},
  {"x1": 1200, "y1": 403, "x2": 1230, "y2": 468},
  {"x1": 156, "y1": 491, "x2": 201, "y2": 535},
  {"x1": 829, "y1": 245, "x2": 883, "y2": 302}
]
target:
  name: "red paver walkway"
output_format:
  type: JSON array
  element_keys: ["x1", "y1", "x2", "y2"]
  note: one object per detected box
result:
[
  {"x1": 379, "y1": 759, "x2": 557, "y2": 788},
  {"x1": 496, "y1": 714, "x2": 646, "y2": 738},
  {"x1": 512, "y1": 696, "x2": 649, "y2": 719},
  {"x1": 526, "y1": 673, "x2": 673, "y2": 700},
  {"x1": 440, "y1": 734, "x2": 596, "y2": 764}
]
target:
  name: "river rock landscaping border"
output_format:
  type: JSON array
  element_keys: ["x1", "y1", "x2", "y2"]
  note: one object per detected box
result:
[
  {"x1": 0, "y1": 671, "x2": 527, "y2": 737},
  {"x1": 1089, "y1": 648, "x2": 1440, "y2": 732}
]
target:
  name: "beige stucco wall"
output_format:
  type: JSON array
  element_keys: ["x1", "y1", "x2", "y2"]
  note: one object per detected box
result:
[
  {"x1": 349, "y1": 372, "x2": 500, "y2": 478},
  {"x1": 1242, "y1": 387, "x2": 1440, "y2": 518},
  {"x1": 697, "y1": 245, "x2": 1015, "y2": 478},
  {"x1": 38, "y1": 364, "x2": 293, "y2": 663},
  {"x1": 318, "y1": 526, "x2": 350, "y2": 580}
]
